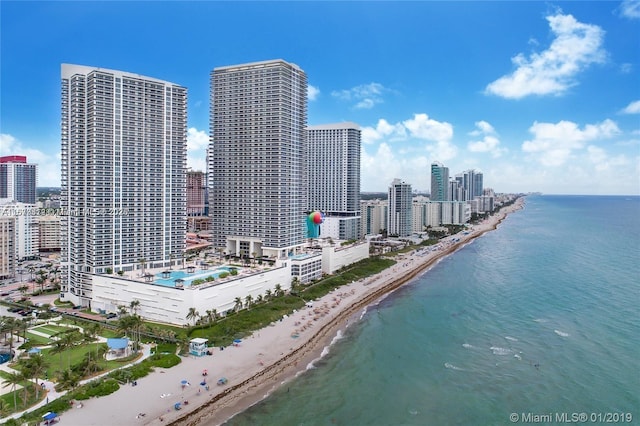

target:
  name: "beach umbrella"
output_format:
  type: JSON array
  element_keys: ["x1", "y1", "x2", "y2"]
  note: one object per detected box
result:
[
  {"x1": 180, "y1": 379, "x2": 189, "y2": 386},
  {"x1": 233, "y1": 339, "x2": 242, "y2": 344},
  {"x1": 42, "y1": 412, "x2": 57, "y2": 421}
]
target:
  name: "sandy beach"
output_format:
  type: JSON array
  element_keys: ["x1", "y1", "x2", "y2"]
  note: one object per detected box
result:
[{"x1": 60, "y1": 198, "x2": 524, "y2": 426}]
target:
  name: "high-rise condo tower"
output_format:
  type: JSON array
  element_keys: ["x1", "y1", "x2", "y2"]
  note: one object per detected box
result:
[
  {"x1": 307, "y1": 122, "x2": 361, "y2": 240},
  {"x1": 60, "y1": 64, "x2": 187, "y2": 307},
  {"x1": 208, "y1": 59, "x2": 308, "y2": 260}
]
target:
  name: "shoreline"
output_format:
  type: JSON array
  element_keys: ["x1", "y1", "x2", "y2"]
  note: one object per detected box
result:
[{"x1": 60, "y1": 198, "x2": 524, "y2": 426}]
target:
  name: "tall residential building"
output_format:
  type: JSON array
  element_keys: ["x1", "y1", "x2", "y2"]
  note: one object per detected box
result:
[
  {"x1": 208, "y1": 59, "x2": 307, "y2": 259},
  {"x1": 61, "y1": 64, "x2": 187, "y2": 307},
  {"x1": 0, "y1": 155, "x2": 37, "y2": 204},
  {"x1": 187, "y1": 170, "x2": 207, "y2": 216},
  {"x1": 388, "y1": 178, "x2": 413, "y2": 237},
  {"x1": 430, "y1": 162, "x2": 449, "y2": 202},
  {"x1": 360, "y1": 199, "x2": 388, "y2": 236},
  {"x1": 0, "y1": 201, "x2": 39, "y2": 261},
  {"x1": 0, "y1": 217, "x2": 15, "y2": 280},
  {"x1": 186, "y1": 170, "x2": 209, "y2": 232},
  {"x1": 458, "y1": 169, "x2": 483, "y2": 200},
  {"x1": 307, "y1": 122, "x2": 361, "y2": 241},
  {"x1": 38, "y1": 215, "x2": 61, "y2": 252}
]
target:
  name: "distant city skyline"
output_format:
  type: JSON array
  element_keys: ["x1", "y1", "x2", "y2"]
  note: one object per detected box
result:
[{"x1": 1, "y1": 1, "x2": 639, "y2": 195}]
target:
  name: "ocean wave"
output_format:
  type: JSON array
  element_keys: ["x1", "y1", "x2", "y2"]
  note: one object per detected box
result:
[
  {"x1": 514, "y1": 354, "x2": 522, "y2": 360},
  {"x1": 554, "y1": 329, "x2": 569, "y2": 337},
  {"x1": 307, "y1": 329, "x2": 345, "y2": 370},
  {"x1": 504, "y1": 336, "x2": 519, "y2": 342},
  {"x1": 444, "y1": 362, "x2": 464, "y2": 371},
  {"x1": 533, "y1": 318, "x2": 548, "y2": 323},
  {"x1": 490, "y1": 346, "x2": 512, "y2": 355},
  {"x1": 462, "y1": 343, "x2": 475, "y2": 349}
]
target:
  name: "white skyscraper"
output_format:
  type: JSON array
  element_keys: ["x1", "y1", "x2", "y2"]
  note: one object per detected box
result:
[
  {"x1": 60, "y1": 64, "x2": 187, "y2": 307},
  {"x1": 307, "y1": 122, "x2": 361, "y2": 241},
  {"x1": 208, "y1": 59, "x2": 307, "y2": 260},
  {"x1": 388, "y1": 178, "x2": 413, "y2": 237}
]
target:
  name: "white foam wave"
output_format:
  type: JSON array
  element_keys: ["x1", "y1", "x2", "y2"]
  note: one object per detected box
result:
[
  {"x1": 359, "y1": 307, "x2": 367, "y2": 320},
  {"x1": 462, "y1": 343, "x2": 474, "y2": 349},
  {"x1": 533, "y1": 318, "x2": 547, "y2": 323},
  {"x1": 307, "y1": 329, "x2": 344, "y2": 370},
  {"x1": 444, "y1": 362, "x2": 464, "y2": 371},
  {"x1": 331, "y1": 329, "x2": 344, "y2": 345},
  {"x1": 514, "y1": 354, "x2": 522, "y2": 360},
  {"x1": 554, "y1": 329, "x2": 569, "y2": 337},
  {"x1": 490, "y1": 346, "x2": 512, "y2": 356},
  {"x1": 504, "y1": 336, "x2": 519, "y2": 342}
]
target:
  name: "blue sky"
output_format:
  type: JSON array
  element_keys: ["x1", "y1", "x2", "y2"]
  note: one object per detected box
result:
[{"x1": 1, "y1": 1, "x2": 639, "y2": 195}]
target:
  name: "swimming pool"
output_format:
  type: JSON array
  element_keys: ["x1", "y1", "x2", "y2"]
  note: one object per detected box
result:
[
  {"x1": 0, "y1": 353, "x2": 12, "y2": 364},
  {"x1": 154, "y1": 267, "x2": 233, "y2": 287}
]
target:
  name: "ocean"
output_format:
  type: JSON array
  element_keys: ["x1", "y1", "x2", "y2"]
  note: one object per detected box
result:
[{"x1": 224, "y1": 195, "x2": 640, "y2": 426}]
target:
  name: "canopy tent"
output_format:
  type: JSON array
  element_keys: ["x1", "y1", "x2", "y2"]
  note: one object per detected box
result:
[{"x1": 43, "y1": 412, "x2": 58, "y2": 421}]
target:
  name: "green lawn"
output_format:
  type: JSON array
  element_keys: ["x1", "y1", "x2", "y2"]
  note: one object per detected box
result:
[
  {"x1": 41, "y1": 343, "x2": 108, "y2": 378},
  {"x1": 24, "y1": 332, "x2": 52, "y2": 346},
  {"x1": 32, "y1": 324, "x2": 73, "y2": 336}
]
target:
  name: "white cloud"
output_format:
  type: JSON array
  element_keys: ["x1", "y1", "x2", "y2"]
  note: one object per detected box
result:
[
  {"x1": 332, "y1": 82, "x2": 387, "y2": 109},
  {"x1": 586, "y1": 145, "x2": 629, "y2": 172},
  {"x1": 187, "y1": 127, "x2": 209, "y2": 150},
  {"x1": 522, "y1": 119, "x2": 620, "y2": 166},
  {"x1": 361, "y1": 119, "x2": 407, "y2": 144},
  {"x1": 485, "y1": 12, "x2": 606, "y2": 99},
  {"x1": 621, "y1": 100, "x2": 640, "y2": 114},
  {"x1": 468, "y1": 120, "x2": 495, "y2": 136},
  {"x1": 620, "y1": 0, "x2": 640, "y2": 19},
  {"x1": 361, "y1": 113, "x2": 457, "y2": 160},
  {"x1": 186, "y1": 127, "x2": 209, "y2": 172},
  {"x1": 361, "y1": 143, "x2": 431, "y2": 192},
  {"x1": 403, "y1": 113, "x2": 453, "y2": 142},
  {"x1": 467, "y1": 120, "x2": 506, "y2": 158},
  {"x1": 0, "y1": 133, "x2": 60, "y2": 187},
  {"x1": 308, "y1": 85, "x2": 320, "y2": 101}
]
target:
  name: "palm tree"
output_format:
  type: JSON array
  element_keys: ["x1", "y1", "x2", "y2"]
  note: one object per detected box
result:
[
  {"x1": 60, "y1": 331, "x2": 79, "y2": 370},
  {"x1": 1, "y1": 316, "x2": 17, "y2": 353},
  {"x1": 50, "y1": 339, "x2": 67, "y2": 372},
  {"x1": 117, "y1": 305, "x2": 128, "y2": 316},
  {"x1": 27, "y1": 265, "x2": 35, "y2": 281},
  {"x1": 83, "y1": 323, "x2": 102, "y2": 371},
  {"x1": 2, "y1": 371, "x2": 23, "y2": 410},
  {"x1": 186, "y1": 308, "x2": 199, "y2": 326},
  {"x1": 18, "y1": 284, "x2": 29, "y2": 297},
  {"x1": 57, "y1": 369, "x2": 79, "y2": 391},
  {"x1": 205, "y1": 310, "x2": 214, "y2": 324},
  {"x1": 255, "y1": 294, "x2": 263, "y2": 304},
  {"x1": 245, "y1": 295, "x2": 253, "y2": 309},
  {"x1": 274, "y1": 284, "x2": 283, "y2": 297},
  {"x1": 264, "y1": 289, "x2": 272, "y2": 301},
  {"x1": 24, "y1": 355, "x2": 48, "y2": 399},
  {"x1": 233, "y1": 297, "x2": 243, "y2": 312},
  {"x1": 129, "y1": 299, "x2": 141, "y2": 315}
]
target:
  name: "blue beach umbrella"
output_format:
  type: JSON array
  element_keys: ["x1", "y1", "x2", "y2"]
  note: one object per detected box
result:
[{"x1": 233, "y1": 339, "x2": 242, "y2": 344}]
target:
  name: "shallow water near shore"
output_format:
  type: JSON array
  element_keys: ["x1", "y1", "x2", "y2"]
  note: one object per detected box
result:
[{"x1": 223, "y1": 195, "x2": 640, "y2": 426}]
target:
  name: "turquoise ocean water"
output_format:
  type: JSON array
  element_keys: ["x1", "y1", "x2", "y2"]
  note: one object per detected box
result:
[{"x1": 224, "y1": 195, "x2": 640, "y2": 426}]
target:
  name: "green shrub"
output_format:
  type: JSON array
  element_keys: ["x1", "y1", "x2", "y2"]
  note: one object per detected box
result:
[{"x1": 74, "y1": 378, "x2": 120, "y2": 400}]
